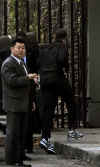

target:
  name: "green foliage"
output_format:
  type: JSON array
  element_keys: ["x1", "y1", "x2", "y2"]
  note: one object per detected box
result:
[
  {"x1": 8, "y1": 0, "x2": 39, "y2": 39},
  {"x1": 8, "y1": 0, "x2": 16, "y2": 35},
  {"x1": 7, "y1": 0, "x2": 50, "y2": 41}
]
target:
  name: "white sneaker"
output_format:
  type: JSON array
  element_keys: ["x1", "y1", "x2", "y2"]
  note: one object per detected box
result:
[
  {"x1": 74, "y1": 130, "x2": 84, "y2": 138},
  {"x1": 47, "y1": 142, "x2": 56, "y2": 154},
  {"x1": 67, "y1": 130, "x2": 84, "y2": 140},
  {"x1": 67, "y1": 130, "x2": 75, "y2": 138},
  {"x1": 40, "y1": 138, "x2": 48, "y2": 149}
]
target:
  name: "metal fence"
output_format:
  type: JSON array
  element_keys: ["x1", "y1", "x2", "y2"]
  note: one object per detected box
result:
[{"x1": 0, "y1": 0, "x2": 88, "y2": 128}]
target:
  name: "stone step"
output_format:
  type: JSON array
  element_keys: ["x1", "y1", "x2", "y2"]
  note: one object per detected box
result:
[{"x1": 52, "y1": 129, "x2": 100, "y2": 167}]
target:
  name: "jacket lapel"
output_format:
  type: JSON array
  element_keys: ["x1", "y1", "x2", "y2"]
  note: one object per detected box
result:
[{"x1": 10, "y1": 56, "x2": 27, "y2": 75}]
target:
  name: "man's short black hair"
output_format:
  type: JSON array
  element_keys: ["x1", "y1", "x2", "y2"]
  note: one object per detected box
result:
[
  {"x1": 11, "y1": 38, "x2": 25, "y2": 47},
  {"x1": 55, "y1": 28, "x2": 67, "y2": 40}
]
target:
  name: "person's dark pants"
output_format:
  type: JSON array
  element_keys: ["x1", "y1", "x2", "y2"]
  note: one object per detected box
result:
[
  {"x1": 25, "y1": 98, "x2": 33, "y2": 152},
  {"x1": 25, "y1": 83, "x2": 36, "y2": 152},
  {"x1": 25, "y1": 110, "x2": 33, "y2": 152},
  {"x1": 40, "y1": 87, "x2": 57, "y2": 140},
  {"x1": 5, "y1": 111, "x2": 28, "y2": 164},
  {"x1": 40, "y1": 78, "x2": 78, "y2": 140}
]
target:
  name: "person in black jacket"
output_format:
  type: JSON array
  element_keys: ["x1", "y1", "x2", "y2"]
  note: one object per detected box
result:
[
  {"x1": 0, "y1": 36, "x2": 11, "y2": 116},
  {"x1": 39, "y1": 28, "x2": 83, "y2": 154}
]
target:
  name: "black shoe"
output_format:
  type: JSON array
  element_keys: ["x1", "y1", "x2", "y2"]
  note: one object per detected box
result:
[
  {"x1": 26, "y1": 148, "x2": 33, "y2": 153},
  {"x1": 6, "y1": 162, "x2": 15, "y2": 165},
  {"x1": 6, "y1": 161, "x2": 31, "y2": 167},
  {"x1": 6, "y1": 162, "x2": 22, "y2": 166},
  {"x1": 15, "y1": 162, "x2": 23, "y2": 166},
  {"x1": 15, "y1": 162, "x2": 32, "y2": 167},
  {"x1": 23, "y1": 155, "x2": 32, "y2": 161}
]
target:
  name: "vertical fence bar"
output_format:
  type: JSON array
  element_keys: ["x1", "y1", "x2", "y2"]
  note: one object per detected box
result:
[
  {"x1": 71, "y1": 0, "x2": 75, "y2": 96},
  {"x1": 74, "y1": 2, "x2": 81, "y2": 127},
  {"x1": 48, "y1": 0, "x2": 52, "y2": 43},
  {"x1": 81, "y1": 0, "x2": 88, "y2": 127},
  {"x1": 59, "y1": 0, "x2": 63, "y2": 28},
  {"x1": 70, "y1": 0, "x2": 80, "y2": 128},
  {"x1": 4, "y1": 0, "x2": 7, "y2": 35},
  {"x1": 59, "y1": 0, "x2": 64, "y2": 127},
  {"x1": 37, "y1": 0, "x2": 41, "y2": 43},
  {"x1": 26, "y1": 0, "x2": 30, "y2": 32},
  {"x1": 15, "y1": 0, "x2": 19, "y2": 35},
  {"x1": 77, "y1": 33, "x2": 81, "y2": 126}
]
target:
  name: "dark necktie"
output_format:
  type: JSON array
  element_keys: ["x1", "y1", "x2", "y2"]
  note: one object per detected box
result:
[
  {"x1": 20, "y1": 60, "x2": 28, "y2": 74},
  {"x1": 21, "y1": 58, "x2": 25, "y2": 64}
]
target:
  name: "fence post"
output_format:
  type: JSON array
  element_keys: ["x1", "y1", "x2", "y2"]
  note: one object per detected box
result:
[{"x1": 0, "y1": 0, "x2": 4, "y2": 35}]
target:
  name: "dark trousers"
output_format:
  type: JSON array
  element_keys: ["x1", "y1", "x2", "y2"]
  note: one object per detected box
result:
[
  {"x1": 25, "y1": 95, "x2": 33, "y2": 152},
  {"x1": 40, "y1": 78, "x2": 78, "y2": 140},
  {"x1": 5, "y1": 111, "x2": 28, "y2": 164},
  {"x1": 25, "y1": 110, "x2": 33, "y2": 152}
]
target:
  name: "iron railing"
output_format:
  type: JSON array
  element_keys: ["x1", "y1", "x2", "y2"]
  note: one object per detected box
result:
[{"x1": 1, "y1": 0, "x2": 88, "y2": 128}]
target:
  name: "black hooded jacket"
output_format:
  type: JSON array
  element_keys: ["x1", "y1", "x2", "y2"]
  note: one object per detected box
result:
[{"x1": 38, "y1": 40, "x2": 69, "y2": 85}]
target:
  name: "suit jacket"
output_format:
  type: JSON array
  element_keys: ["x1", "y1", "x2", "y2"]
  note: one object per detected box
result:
[{"x1": 1, "y1": 56, "x2": 30, "y2": 112}]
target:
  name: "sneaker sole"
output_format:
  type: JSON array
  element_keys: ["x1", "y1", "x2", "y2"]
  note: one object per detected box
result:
[{"x1": 47, "y1": 149, "x2": 56, "y2": 154}]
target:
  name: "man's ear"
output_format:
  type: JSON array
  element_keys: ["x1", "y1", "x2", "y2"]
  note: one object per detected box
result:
[{"x1": 10, "y1": 47, "x2": 13, "y2": 52}]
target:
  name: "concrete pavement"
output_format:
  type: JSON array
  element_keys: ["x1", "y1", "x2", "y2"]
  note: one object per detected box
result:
[{"x1": 0, "y1": 128, "x2": 100, "y2": 166}]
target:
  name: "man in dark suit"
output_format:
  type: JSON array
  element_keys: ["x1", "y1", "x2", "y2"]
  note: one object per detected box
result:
[
  {"x1": 16, "y1": 31, "x2": 40, "y2": 153},
  {"x1": 1, "y1": 38, "x2": 38, "y2": 167}
]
